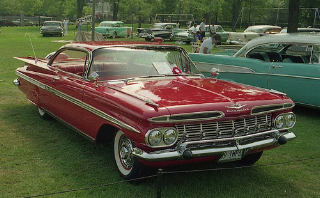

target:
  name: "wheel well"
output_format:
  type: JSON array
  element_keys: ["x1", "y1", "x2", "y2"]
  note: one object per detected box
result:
[{"x1": 96, "y1": 124, "x2": 118, "y2": 143}]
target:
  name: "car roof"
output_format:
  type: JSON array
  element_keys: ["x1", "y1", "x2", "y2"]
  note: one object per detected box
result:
[
  {"x1": 245, "y1": 25, "x2": 282, "y2": 30},
  {"x1": 244, "y1": 33, "x2": 320, "y2": 49},
  {"x1": 154, "y1": 23, "x2": 178, "y2": 25},
  {"x1": 100, "y1": 21, "x2": 123, "y2": 23},
  {"x1": 44, "y1": 21, "x2": 62, "y2": 23},
  {"x1": 62, "y1": 41, "x2": 174, "y2": 51}
]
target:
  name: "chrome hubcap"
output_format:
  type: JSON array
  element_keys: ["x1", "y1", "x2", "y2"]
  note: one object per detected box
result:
[{"x1": 119, "y1": 137, "x2": 133, "y2": 169}]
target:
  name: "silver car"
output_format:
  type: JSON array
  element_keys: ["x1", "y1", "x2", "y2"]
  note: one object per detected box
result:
[{"x1": 40, "y1": 21, "x2": 64, "y2": 37}]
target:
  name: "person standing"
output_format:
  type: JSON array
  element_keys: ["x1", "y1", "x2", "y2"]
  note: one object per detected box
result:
[
  {"x1": 63, "y1": 18, "x2": 69, "y2": 35},
  {"x1": 199, "y1": 34, "x2": 221, "y2": 54},
  {"x1": 191, "y1": 23, "x2": 197, "y2": 42},
  {"x1": 78, "y1": 19, "x2": 83, "y2": 31},
  {"x1": 210, "y1": 22, "x2": 216, "y2": 36},
  {"x1": 199, "y1": 19, "x2": 206, "y2": 38}
]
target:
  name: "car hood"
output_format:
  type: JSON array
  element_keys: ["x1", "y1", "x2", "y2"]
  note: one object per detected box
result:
[{"x1": 103, "y1": 76, "x2": 292, "y2": 116}]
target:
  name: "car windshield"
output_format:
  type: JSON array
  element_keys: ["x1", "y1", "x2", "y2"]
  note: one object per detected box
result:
[
  {"x1": 152, "y1": 24, "x2": 165, "y2": 29},
  {"x1": 100, "y1": 22, "x2": 123, "y2": 27},
  {"x1": 90, "y1": 46, "x2": 201, "y2": 81},
  {"x1": 44, "y1": 22, "x2": 61, "y2": 27}
]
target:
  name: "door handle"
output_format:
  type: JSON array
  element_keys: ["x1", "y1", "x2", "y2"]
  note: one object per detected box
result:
[{"x1": 272, "y1": 65, "x2": 282, "y2": 69}]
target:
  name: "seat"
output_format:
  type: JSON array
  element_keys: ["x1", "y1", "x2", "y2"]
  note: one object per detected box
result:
[{"x1": 265, "y1": 52, "x2": 282, "y2": 62}]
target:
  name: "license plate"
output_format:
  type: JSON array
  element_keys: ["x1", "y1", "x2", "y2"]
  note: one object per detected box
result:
[{"x1": 219, "y1": 150, "x2": 243, "y2": 162}]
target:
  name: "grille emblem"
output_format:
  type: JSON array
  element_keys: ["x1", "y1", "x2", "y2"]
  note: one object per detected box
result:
[{"x1": 226, "y1": 103, "x2": 247, "y2": 109}]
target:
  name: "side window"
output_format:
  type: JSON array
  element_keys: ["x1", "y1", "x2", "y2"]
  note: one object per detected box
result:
[
  {"x1": 285, "y1": 44, "x2": 319, "y2": 64},
  {"x1": 50, "y1": 49, "x2": 88, "y2": 76}
]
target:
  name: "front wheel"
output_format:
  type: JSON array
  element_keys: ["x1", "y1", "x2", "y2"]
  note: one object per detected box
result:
[{"x1": 114, "y1": 130, "x2": 144, "y2": 180}]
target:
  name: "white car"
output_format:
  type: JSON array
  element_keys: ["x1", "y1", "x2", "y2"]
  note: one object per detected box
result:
[{"x1": 227, "y1": 25, "x2": 282, "y2": 44}]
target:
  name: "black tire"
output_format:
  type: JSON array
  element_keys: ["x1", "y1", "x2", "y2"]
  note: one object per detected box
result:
[
  {"x1": 145, "y1": 37, "x2": 152, "y2": 41},
  {"x1": 37, "y1": 107, "x2": 51, "y2": 120},
  {"x1": 114, "y1": 130, "x2": 145, "y2": 180},
  {"x1": 239, "y1": 151, "x2": 263, "y2": 165}
]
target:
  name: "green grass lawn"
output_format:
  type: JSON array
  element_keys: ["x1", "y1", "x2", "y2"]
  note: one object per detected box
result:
[{"x1": 0, "y1": 26, "x2": 319, "y2": 198}]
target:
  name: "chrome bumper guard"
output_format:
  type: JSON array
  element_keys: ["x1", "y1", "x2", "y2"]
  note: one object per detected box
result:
[{"x1": 132, "y1": 130, "x2": 296, "y2": 162}]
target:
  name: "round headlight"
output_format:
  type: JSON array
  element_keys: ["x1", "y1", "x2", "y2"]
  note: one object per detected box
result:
[
  {"x1": 285, "y1": 113, "x2": 295, "y2": 128},
  {"x1": 163, "y1": 129, "x2": 177, "y2": 145},
  {"x1": 275, "y1": 115, "x2": 285, "y2": 129},
  {"x1": 148, "y1": 130, "x2": 162, "y2": 146}
]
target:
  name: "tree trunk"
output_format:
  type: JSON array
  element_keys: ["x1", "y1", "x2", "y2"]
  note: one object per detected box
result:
[
  {"x1": 77, "y1": 0, "x2": 86, "y2": 19},
  {"x1": 232, "y1": 0, "x2": 241, "y2": 32},
  {"x1": 287, "y1": 0, "x2": 300, "y2": 33},
  {"x1": 112, "y1": 0, "x2": 120, "y2": 21}
]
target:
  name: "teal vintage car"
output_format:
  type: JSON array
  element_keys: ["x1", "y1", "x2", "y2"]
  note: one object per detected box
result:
[
  {"x1": 95, "y1": 21, "x2": 132, "y2": 38},
  {"x1": 189, "y1": 34, "x2": 320, "y2": 108}
]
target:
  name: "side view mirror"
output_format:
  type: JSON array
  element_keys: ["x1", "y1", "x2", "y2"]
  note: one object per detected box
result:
[
  {"x1": 210, "y1": 68, "x2": 219, "y2": 78},
  {"x1": 88, "y1": 72, "x2": 99, "y2": 87}
]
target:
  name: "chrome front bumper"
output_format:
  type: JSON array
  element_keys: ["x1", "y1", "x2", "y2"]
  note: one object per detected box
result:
[{"x1": 132, "y1": 130, "x2": 296, "y2": 162}]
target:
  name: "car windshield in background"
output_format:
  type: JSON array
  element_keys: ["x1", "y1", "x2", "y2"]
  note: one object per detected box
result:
[
  {"x1": 100, "y1": 23, "x2": 123, "y2": 27},
  {"x1": 90, "y1": 46, "x2": 201, "y2": 80},
  {"x1": 44, "y1": 22, "x2": 61, "y2": 26}
]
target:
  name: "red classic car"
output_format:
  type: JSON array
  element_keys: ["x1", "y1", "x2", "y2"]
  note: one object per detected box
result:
[{"x1": 14, "y1": 41, "x2": 296, "y2": 180}]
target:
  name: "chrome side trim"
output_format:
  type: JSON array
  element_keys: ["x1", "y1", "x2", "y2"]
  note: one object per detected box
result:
[
  {"x1": 132, "y1": 130, "x2": 296, "y2": 162},
  {"x1": 15, "y1": 71, "x2": 140, "y2": 134}
]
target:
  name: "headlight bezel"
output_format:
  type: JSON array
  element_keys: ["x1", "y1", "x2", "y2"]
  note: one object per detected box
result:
[
  {"x1": 146, "y1": 127, "x2": 178, "y2": 148},
  {"x1": 274, "y1": 113, "x2": 296, "y2": 129}
]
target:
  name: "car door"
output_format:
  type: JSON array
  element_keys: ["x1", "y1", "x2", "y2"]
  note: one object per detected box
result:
[
  {"x1": 44, "y1": 49, "x2": 89, "y2": 131},
  {"x1": 267, "y1": 45, "x2": 320, "y2": 106}
]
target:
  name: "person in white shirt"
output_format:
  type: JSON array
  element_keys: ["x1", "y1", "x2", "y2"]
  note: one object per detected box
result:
[
  {"x1": 63, "y1": 18, "x2": 69, "y2": 35},
  {"x1": 199, "y1": 34, "x2": 221, "y2": 54},
  {"x1": 199, "y1": 19, "x2": 206, "y2": 38},
  {"x1": 191, "y1": 23, "x2": 197, "y2": 41}
]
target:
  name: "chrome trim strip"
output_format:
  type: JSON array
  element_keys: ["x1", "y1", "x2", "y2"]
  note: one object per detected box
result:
[
  {"x1": 251, "y1": 103, "x2": 295, "y2": 115},
  {"x1": 148, "y1": 111, "x2": 225, "y2": 123},
  {"x1": 16, "y1": 71, "x2": 140, "y2": 134},
  {"x1": 132, "y1": 130, "x2": 296, "y2": 161}
]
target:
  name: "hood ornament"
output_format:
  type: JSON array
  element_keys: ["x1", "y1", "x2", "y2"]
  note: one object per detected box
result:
[{"x1": 226, "y1": 103, "x2": 247, "y2": 109}]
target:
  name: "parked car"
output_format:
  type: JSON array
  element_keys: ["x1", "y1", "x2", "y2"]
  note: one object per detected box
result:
[
  {"x1": 172, "y1": 25, "x2": 229, "y2": 44},
  {"x1": 0, "y1": 19, "x2": 18, "y2": 27},
  {"x1": 227, "y1": 25, "x2": 282, "y2": 44},
  {"x1": 14, "y1": 41, "x2": 296, "y2": 180},
  {"x1": 40, "y1": 21, "x2": 64, "y2": 37},
  {"x1": 280, "y1": 27, "x2": 320, "y2": 34},
  {"x1": 12, "y1": 19, "x2": 34, "y2": 26},
  {"x1": 136, "y1": 23, "x2": 180, "y2": 41},
  {"x1": 95, "y1": 21, "x2": 132, "y2": 38},
  {"x1": 189, "y1": 33, "x2": 320, "y2": 108}
]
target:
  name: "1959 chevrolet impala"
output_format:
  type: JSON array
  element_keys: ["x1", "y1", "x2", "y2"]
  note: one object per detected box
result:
[{"x1": 14, "y1": 41, "x2": 296, "y2": 180}]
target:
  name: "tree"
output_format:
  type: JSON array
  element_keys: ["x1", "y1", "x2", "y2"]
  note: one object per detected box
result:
[
  {"x1": 287, "y1": 0, "x2": 300, "y2": 33},
  {"x1": 77, "y1": 0, "x2": 88, "y2": 19}
]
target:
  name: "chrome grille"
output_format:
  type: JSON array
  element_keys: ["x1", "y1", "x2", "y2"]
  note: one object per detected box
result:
[{"x1": 176, "y1": 114, "x2": 272, "y2": 142}]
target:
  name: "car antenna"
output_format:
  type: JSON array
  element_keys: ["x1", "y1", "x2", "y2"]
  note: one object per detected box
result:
[{"x1": 25, "y1": 32, "x2": 38, "y2": 64}]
